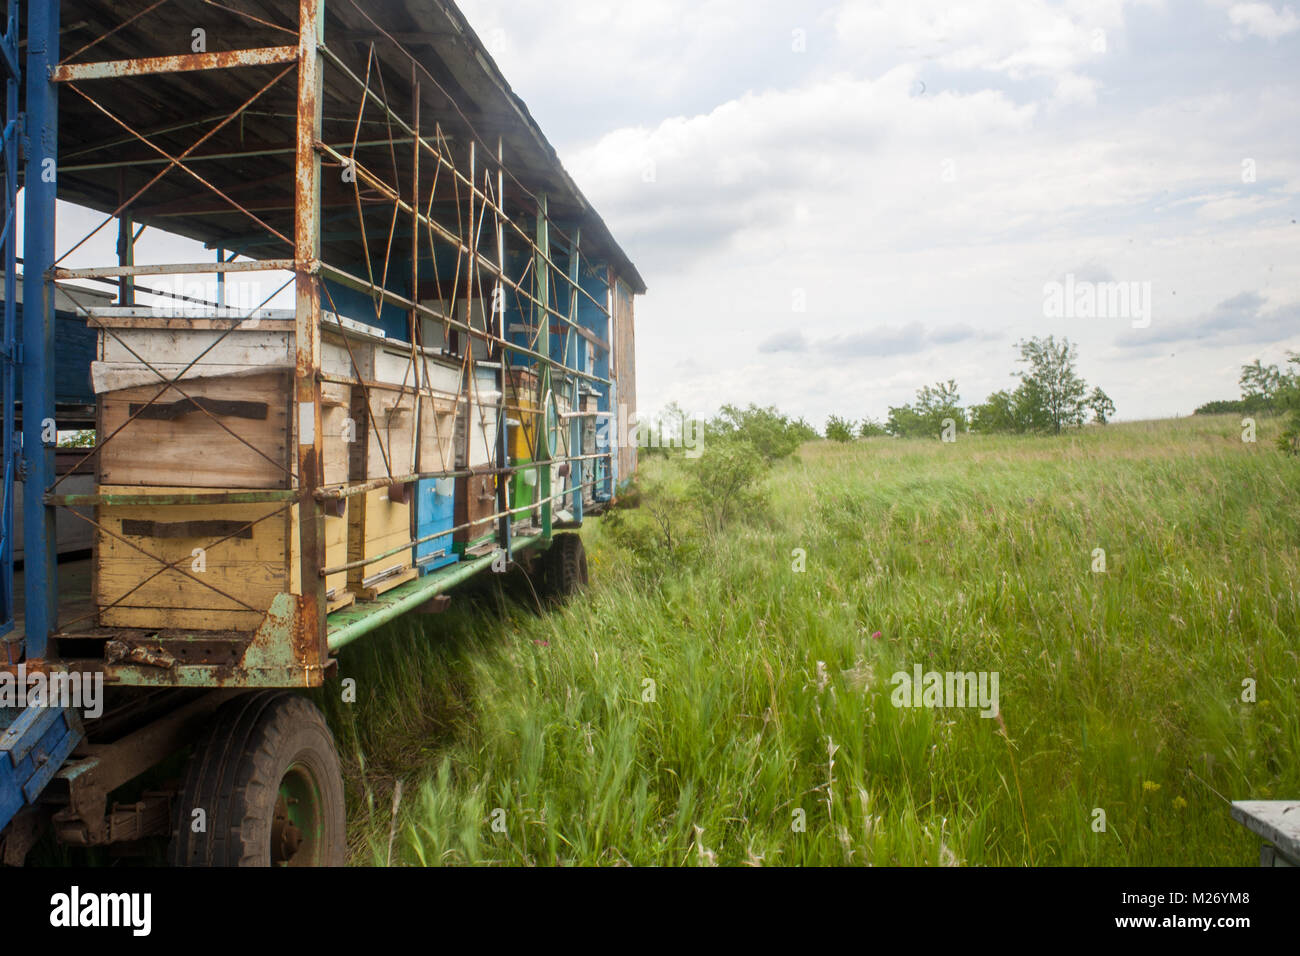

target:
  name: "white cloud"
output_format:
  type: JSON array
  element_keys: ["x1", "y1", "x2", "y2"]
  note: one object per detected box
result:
[
  {"x1": 832, "y1": 0, "x2": 1127, "y2": 80},
  {"x1": 1227, "y1": 3, "x2": 1300, "y2": 40},
  {"x1": 452, "y1": 0, "x2": 1300, "y2": 422}
]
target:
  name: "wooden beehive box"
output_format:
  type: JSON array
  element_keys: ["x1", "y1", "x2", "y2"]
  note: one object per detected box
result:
[
  {"x1": 92, "y1": 310, "x2": 296, "y2": 490},
  {"x1": 94, "y1": 311, "x2": 358, "y2": 490},
  {"x1": 418, "y1": 392, "x2": 459, "y2": 475},
  {"x1": 505, "y1": 367, "x2": 540, "y2": 461},
  {"x1": 94, "y1": 487, "x2": 350, "y2": 632},
  {"x1": 458, "y1": 362, "x2": 502, "y2": 469},
  {"x1": 98, "y1": 369, "x2": 293, "y2": 489},
  {"x1": 346, "y1": 487, "x2": 415, "y2": 598},
  {"x1": 454, "y1": 466, "x2": 498, "y2": 553}
]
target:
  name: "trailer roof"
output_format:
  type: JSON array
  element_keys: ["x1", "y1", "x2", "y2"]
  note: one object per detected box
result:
[{"x1": 49, "y1": 0, "x2": 646, "y2": 294}]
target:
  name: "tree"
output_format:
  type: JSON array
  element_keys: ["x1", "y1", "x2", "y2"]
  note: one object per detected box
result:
[
  {"x1": 825, "y1": 415, "x2": 855, "y2": 443},
  {"x1": 886, "y1": 380, "x2": 966, "y2": 438},
  {"x1": 969, "y1": 389, "x2": 1020, "y2": 433},
  {"x1": 1086, "y1": 387, "x2": 1116, "y2": 425},
  {"x1": 1239, "y1": 359, "x2": 1283, "y2": 411},
  {"x1": 1014, "y1": 336, "x2": 1088, "y2": 434},
  {"x1": 1275, "y1": 352, "x2": 1300, "y2": 455}
]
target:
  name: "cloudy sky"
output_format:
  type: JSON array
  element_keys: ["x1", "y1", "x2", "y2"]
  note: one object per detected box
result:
[{"x1": 456, "y1": 0, "x2": 1300, "y2": 425}]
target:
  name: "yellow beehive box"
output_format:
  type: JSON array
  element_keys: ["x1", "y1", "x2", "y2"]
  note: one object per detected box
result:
[
  {"x1": 346, "y1": 487, "x2": 415, "y2": 599},
  {"x1": 94, "y1": 486, "x2": 349, "y2": 632},
  {"x1": 505, "y1": 368, "x2": 540, "y2": 461}
]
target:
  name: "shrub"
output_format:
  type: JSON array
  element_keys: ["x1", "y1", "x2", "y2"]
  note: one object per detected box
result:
[
  {"x1": 825, "y1": 415, "x2": 855, "y2": 443},
  {"x1": 708, "y1": 403, "x2": 805, "y2": 463},
  {"x1": 858, "y1": 417, "x2": 888, "y2": 438},
  {"x1": 686, "y1": 438, "x2": 769, "y2": 534}
]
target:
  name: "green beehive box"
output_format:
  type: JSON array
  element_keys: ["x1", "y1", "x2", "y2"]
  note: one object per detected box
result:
[{"x1": 511, "y1": 458, "x2": 537, "y2": 520}]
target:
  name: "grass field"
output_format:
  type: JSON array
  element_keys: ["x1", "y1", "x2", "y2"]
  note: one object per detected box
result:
[{"x1": 320, "y1": 413, "x2": 1299, "y2": 866}]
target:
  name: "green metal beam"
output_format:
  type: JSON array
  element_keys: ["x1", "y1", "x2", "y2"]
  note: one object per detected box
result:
[
  {"x1": 326, "y1": 533, "x2": 545, "y2": 652},
  {"x1": 536, "y1": 196, "x2": 552, "y2": 543}
]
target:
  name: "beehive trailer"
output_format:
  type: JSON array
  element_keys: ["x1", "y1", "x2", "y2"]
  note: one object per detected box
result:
[{"x1": 0, "y1": 0, "x2": 643, "y2": 865}]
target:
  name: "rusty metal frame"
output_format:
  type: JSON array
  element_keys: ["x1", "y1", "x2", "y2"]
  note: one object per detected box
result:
[{"x1": 9, "y1": 0, "x2": 624, "y2": 688}]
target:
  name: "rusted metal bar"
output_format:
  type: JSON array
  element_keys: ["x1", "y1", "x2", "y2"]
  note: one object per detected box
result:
[
  {"x1": 535, "y1": 194, "x2": 553, "y2": 542},
  {"x1": 295, "y1": 0, "x2": 327, "y2": 663},
  {"x1": 329, "y1": 0, "x2": 613, "y2": 312},
  {"x1": 55, "y1": 63, "x2": 296, "y2": 265},
  {"x1": 494, "y1": 135, "x2": 512, "y2": 559},
  {"x1": 60, "y1": 136, "x2": 418, "y2": 173},
  {"x1": 54, "y1": 259, "x2": 294, "y2": 280},
  {"x1": 320, "y1": 260, "x2": 611, "y2": 387},
  {"x1": 63, "y1": 82, "x2": 294, "y2": 249},
  {"x1": 410, "y1": 67, "x2": 422, "y2": 476},
  {"x1": 47, "y1": 490, "x2": 298, "y2": 507},
  {"x1": 51, "y1": 47, "x2": 298, "y2": 82},
  {"x1": 315, "y1": 43, "x2": 611, "y2": 318}
]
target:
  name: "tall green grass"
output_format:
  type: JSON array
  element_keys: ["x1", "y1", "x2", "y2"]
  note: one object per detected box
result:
[{"x1": 319, "y1": 414, "x2": 1299, "y2": 865}]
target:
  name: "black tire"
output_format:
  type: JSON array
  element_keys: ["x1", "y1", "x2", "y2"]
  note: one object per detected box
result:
[
  {"x1": 540, "y1": 532, "x2": 588, "y2": 600},
  {"x1": 168, "y1": 691, "x2": 346, "y2": 867}
]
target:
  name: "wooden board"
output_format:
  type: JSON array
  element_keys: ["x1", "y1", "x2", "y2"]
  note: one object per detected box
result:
[
  {"x1": 98, "y1": 325, "x2": 294, "y2": 369},
  {"x1": 613, "y1": 276, "x2": 638, "y2": 483},
  {"x1": 322, "y1": 332, "x2": 374, "y2": 381},
  {"x1": 356, "y1": 383, "x2": 418, "y2": 480},
  {"x1": 460, "y1": 365, "x2": 502, "y2": 469},
  {"x1": 418, "y1": 394, "x2": 459, "y2": 474},
  {"x1": 98, "y1": 370, "x2": 292, "y2": 489},
  {"x1": 318, "y1": 381, "x2": 353, "y2": 487}
]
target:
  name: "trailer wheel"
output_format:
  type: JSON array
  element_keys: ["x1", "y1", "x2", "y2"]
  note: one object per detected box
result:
[
  {"x1": 168, "y1": 691, "x2": 346, "y2": 867},
  {"x1": 540, "y1": 532, "x2": 588, "y2": 600}
]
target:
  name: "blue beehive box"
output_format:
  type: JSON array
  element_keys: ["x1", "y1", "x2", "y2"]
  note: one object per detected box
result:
[{"x1": 415, "y1": 477, "x2": 459, "y2": 574}]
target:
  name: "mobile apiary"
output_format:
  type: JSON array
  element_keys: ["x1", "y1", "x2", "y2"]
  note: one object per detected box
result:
[{"x1": 0, "y1": 0, "x2": 642, "y2": 865}]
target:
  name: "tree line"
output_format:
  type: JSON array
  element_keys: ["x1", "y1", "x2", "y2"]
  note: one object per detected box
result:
[
  {"x1": 828, "y1": 336, "x2": 1114, "y2": 441},
  {"x1": 1194, "y1": 352, "x2": 1300, "y2": 454}
]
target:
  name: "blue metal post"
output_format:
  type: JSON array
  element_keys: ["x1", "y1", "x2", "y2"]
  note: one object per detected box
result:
[
  {"x1": 21, "y1": 0, "x2": 60, "y2": 659},
  {"x1": 0, "y1": 0, "x2": 20, "y2": 641}
]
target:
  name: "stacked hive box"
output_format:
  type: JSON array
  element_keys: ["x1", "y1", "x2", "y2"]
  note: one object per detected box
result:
[
  {"x1": 454, "y1": 361, "x2": 502, "y2": 555},
  {"x1": 413, "y1": 346, "x2": 462, "y2": 575},
  {"x1": 343, "y1": 339, "x2": 460, "y2": 598},
  {"x1": 90, "y1": 308, "x2": 353, "y2": 631},
  {"x1": 505, "y1": 367, "x2": 540, "y2": 527}
]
